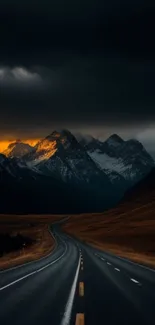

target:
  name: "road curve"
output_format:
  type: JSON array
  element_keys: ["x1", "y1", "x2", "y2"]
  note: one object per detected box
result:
[{"x1": 0, "y1": 226, "x2": 155, "y2": 325}]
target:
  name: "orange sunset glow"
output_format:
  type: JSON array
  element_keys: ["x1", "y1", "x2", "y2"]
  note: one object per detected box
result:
[{"x1": 0, "y1": 139, "x2": 40, "y2": 153}]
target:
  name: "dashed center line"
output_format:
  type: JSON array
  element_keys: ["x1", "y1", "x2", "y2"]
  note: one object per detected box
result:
[
  {"x1": 75, "y1": 313, "x2": 85, "y2": 325},
  {"x1": 114, "y1": 268, "x2": 120, "y2": 272},
  {"x1": 79, "y1": 282, "x2": 84, "y2": 297},
  {"x1": 107, "y1": 262, "x2": 111, "y2": 266},
  {"x1": 101, "y1": 258, "x2": 105, "y2": 261}
]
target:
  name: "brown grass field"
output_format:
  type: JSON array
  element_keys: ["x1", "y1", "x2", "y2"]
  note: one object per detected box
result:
[
  {"x1": 63, "y1": 192, "x2": 155, "y2": 268},
  {"x1": 0, "y1": 214, "x2": 64, "y2": 269}
]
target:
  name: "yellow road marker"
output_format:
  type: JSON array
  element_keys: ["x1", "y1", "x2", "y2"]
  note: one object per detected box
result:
[
  {"x1": 79, "y1": 282, "x2": 84, "y2": 296},
  {"x1": 75, "y1": 313, "x2": 85, "y2": 325}
]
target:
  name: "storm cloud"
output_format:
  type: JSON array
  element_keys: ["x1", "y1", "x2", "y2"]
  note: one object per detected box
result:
[
  {"x1": 0, "y1": 0, "x2": 155, "y2": 140},
  {"x1": 0, "y1": 66, "x2": 43, "y2": 88}
]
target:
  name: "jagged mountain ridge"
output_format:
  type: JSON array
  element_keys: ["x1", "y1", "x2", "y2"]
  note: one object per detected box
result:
[{"x1": 77, "y1": 133, "x2": 155, "y2": 186}]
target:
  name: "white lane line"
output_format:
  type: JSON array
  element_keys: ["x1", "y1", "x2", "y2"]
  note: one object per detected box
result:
[
  {"x1": 61, "y1": 256, "x2": 81, "y2": 325},
  {"x1": 101, "y1": 258, "x2": 105, "y2": 261},
  {"x1": 0, "y1": 242, "x2": 67, "y2": 291},
  {"x1": 130, "y1": 278, "x2": 140, "y2": 284},
  {"x1": 107, "y1": 252, "x2": 155, "y2": 273},
  {"x1": 114, "y1": 268, "x2": 120, "y2": 272},
  {"x1": 107, "y1": 262, "x2": 111, "y2": 266}
]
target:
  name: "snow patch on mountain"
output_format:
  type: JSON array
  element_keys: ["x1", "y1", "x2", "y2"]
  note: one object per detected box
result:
[{"x1": 89, "y1": 151, "x2": 134, "y2": 179}]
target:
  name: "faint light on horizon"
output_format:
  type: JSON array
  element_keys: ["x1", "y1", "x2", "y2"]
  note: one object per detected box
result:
[{"x1": 0, "y1": 139, "x2": 40, "y2": 152}]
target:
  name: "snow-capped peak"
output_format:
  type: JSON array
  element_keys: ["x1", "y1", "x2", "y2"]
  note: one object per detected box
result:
[{"x1": 23, "y1": 129, "x2": 80, "y2": 166}]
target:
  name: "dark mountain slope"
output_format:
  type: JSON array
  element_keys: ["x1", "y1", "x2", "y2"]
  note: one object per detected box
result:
[
  {"x1": 123, "y1": 167, "x2": 155, "y2": 203},
  {"x1": 0, "y1": 154, "x2": 113, "y2": 213}
]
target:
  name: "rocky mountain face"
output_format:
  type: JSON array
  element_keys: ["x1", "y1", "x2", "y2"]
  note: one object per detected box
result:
[
  {"x1": 77, "y1": 133, "x2": 155, "y2": 187},
  {"x1": 25, "y1": 130, "x2": 119, "y2": 207},
  {"x1": 36, "y1": 131, "x2": 110, "y2": 186},
  {"x1": 0, "y1": 153, "x2": 28, "y2": 179},
  {"x1": 3, "y1": 142, "x2": 33, "y2": 158}
]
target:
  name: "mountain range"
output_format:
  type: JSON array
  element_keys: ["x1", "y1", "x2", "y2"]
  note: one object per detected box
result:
[
  {"x1": 0, "y1": 129, "x2": 154, "y2": 213},
  {"x1": 76, "y1": 133, "x2": 154, "y2": 185}
]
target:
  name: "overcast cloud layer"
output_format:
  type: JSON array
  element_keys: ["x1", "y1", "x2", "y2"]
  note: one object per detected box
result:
[{"x1": 0, "y1": 0, "x2": 155, "y2": 142}]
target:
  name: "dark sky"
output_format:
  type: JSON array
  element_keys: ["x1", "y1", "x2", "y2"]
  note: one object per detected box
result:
[{"x1": 0, "y1": 0, "x2": 155, "y2": 143}]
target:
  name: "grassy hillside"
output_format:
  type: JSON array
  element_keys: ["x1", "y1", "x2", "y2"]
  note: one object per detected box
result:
[
  {"x1": 63, "y1": 189, "x2": 155, "y2": 267},
  {"x1": 0, "y1": 214, "x2": 63, "y2": 269}
]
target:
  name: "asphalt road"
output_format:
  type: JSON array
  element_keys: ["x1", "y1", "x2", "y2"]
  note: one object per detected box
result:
[{"x1": 0, "y1": 226, "x2": 155, "y2": 325}]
